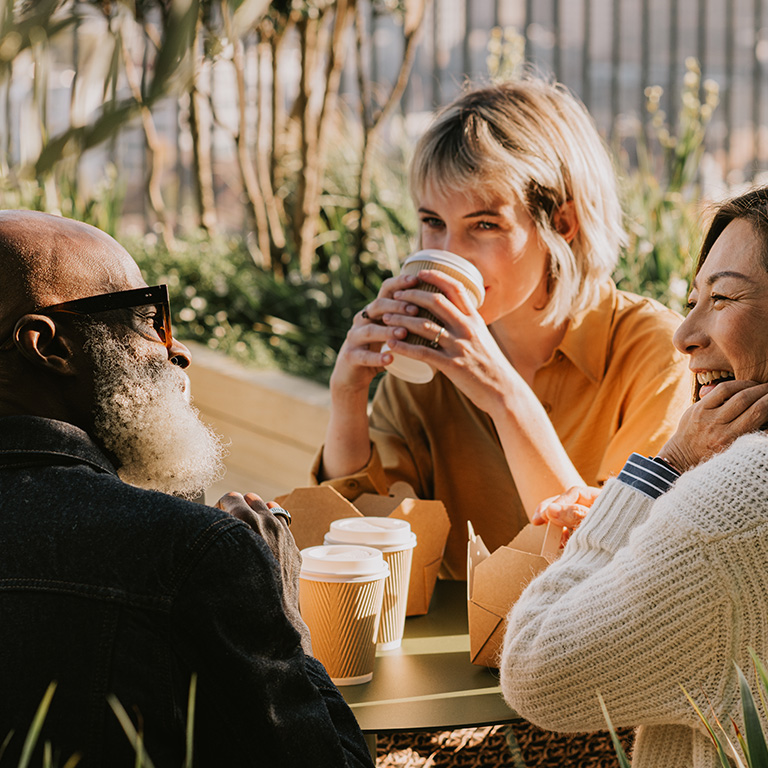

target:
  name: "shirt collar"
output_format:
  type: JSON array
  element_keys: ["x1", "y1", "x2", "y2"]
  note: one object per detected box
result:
[
  {"x1": 0, "y1": 415, "x2": 118, "y2": 475},
  {"x1": 552, "y1": 281, "x2": 617, "y2": 384}
]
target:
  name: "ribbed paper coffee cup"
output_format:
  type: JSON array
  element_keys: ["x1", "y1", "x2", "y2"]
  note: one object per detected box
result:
[
  {"x1": 324, "y1": 517, "x2": 416, "y2": 650},
  {"x1": 383, "y1": 250, "x2": 485, "y2": 384},
  {"x1": 299, "y1": 545, "x2": 389, "y2": 685}
]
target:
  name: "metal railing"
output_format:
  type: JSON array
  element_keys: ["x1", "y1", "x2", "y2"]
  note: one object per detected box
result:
[{"x1": 378, "y1": 0, "x2": 768, "y2": 183}]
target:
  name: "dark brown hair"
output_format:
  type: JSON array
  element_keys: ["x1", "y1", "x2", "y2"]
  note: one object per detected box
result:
[{"x1": 696, "y1": 186, "x2": 768, "y2": 276}]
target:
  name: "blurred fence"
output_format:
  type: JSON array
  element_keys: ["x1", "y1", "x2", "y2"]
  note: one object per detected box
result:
[
  {"x1": 1, "y1": 0, "x2": 766, "y2": 232},
  {"x1": 394, "y1": 0, "x2": 768, "y2": 186}
]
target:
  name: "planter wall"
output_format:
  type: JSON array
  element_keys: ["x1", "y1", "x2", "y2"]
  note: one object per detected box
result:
[{"x1": 185, "y1": 342, "x2": 331, "y2": 504}]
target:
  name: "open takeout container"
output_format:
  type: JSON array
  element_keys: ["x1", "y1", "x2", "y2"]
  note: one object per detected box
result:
[
  {"x1": 276, "y1": 482, "x2": 450, "y2": 616},
  {"x1": 467, "y1": 521, "x2": 561, "y2": 668}
]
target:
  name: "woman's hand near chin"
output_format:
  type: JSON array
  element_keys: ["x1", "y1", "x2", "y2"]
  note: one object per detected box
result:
[
  {"x1": 658, "y1": 379, "x2": 768, "y2": 473},
  {"x1": 331, "y1": 273, "x2": 422, "y2": 394}
]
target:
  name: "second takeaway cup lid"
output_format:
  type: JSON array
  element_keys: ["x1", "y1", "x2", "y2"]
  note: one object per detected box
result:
[
  {"x1": 325, "y1": 517, "x2": 417, "y2": 551},
  {"x1": 300, "y1": 544, "x2": 390, "y2": 582}
]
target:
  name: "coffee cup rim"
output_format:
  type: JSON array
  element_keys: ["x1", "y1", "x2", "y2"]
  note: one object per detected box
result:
[
  {"x1": 299, "y1": 544, "x2": 390, "y2": 580},
  {"x1": 325, "y1": 516, "x2": 418, "y2": 549},
  {"x1": 403, "y1": 250, "x2": 485, "y2": 303}
]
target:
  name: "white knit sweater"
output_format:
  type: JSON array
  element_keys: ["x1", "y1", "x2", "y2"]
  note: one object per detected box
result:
[{"x1": 500, "y1": 432, "x2": 768, "y2": 768}]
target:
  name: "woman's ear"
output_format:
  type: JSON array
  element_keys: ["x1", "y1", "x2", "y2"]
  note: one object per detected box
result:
[
  {"x1": 12, "y1": 315, "x2": 80, "y2": 376},
  {"x1": 553, "y1": 200, "x2": 579, "y2": 244}
]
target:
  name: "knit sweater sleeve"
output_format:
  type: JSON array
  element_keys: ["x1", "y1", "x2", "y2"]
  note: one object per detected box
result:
[{"x1": 500, "y1": 433, "x2": 768, "y2": 736}]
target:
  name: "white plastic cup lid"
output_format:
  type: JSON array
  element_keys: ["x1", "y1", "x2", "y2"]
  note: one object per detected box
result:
[
  {"x1": 326, "y1": 517, "x2": 417, "y2": 549},
  {"x1": 403, "y1": 250, "x2": 485, "y2": 305},
  {"x1": 300, "y1": 544, "x2": 389, "y2": 578},
  {"x1": 380, "y1": 343, "x2": 435, "y2": 384}
]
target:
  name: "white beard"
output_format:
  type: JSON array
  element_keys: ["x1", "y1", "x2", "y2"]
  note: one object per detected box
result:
[{"x1": 84, "y1": 325, "x2": 226, "y2": 499}]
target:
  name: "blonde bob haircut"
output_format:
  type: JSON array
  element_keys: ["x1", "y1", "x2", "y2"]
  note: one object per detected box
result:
[{"x1": 409, "y1": 78, "x2": 627, "y2": 327}]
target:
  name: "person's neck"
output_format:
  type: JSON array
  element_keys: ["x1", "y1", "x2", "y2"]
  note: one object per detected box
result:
[{"x1": 490, "y1": 312, "x2": 568, "y2": 387}]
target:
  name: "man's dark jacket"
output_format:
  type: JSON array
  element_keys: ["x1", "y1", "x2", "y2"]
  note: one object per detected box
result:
[{"x1": 0, "y1": 415, "x2": 373, "y2": 767}]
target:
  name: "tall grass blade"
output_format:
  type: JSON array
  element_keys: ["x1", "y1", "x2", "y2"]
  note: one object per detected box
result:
[
  {"x1": 681, "y1": 686, "x2": 741, "y2": 767},
  {"x1": 107, "y1": 696, "x2": 156, "y2": 768},
  {"x1": 733, "y1": 718, "x2": 750, "y2": 765},
  {"x1": 597, "y1": 693, "x2": 631, "y2": 768},
  {"x1": 0, "y1": 730, "x2": 14, "y2": 763},
  {"x1": 736, "y1": 664, "x2": 768, "y2": 768},
  {"x1": 749, "y1": 649, "x2": 768, "y2": 719},
  {"x1": 61, "y1": 753, "x2": 82, "y2": 768},
  {"x1": 184, "y1": 674, "x2": 197, "y2": 768},
  {"x1": 18, "y1": 681, "x2": 56, "y2": 768}
]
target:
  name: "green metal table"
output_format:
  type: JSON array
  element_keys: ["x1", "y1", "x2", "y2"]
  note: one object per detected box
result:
[{"x1": 340, "y1": 579, "x2": 519, "y2": 755}]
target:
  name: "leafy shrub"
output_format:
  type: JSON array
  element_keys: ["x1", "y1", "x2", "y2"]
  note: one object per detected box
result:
[
  {"x1": 614, "y1": 58, "x2": 719, "y2": 313},
  {"x1": 128, "y1": 226, "x2": 396, "y2": 385}
]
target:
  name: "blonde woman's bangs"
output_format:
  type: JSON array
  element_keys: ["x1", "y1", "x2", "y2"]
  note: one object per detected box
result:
[{"x1": 409, "y1": 78, "x2": 626, "y2": 326}]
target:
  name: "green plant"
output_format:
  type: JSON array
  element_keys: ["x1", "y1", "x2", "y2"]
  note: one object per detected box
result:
[
  {"x1": 615, "y1": 58, "x2": 720, "y2": 313},
  {"x1": 1, "y1": 676, "x2": 198, "y2": 768},
  {"x1": 0, "y1": 683, "x2": 81, "y2": 768},
  {"x1": 682, "y1": 650, "x2": 768, "y2": 768},
  {"x1": 603, "y1": 649, "x2": 768, "y2": 768},
  {"x1": 127, "y1": 222, "x2": 398, "y2": 384}
]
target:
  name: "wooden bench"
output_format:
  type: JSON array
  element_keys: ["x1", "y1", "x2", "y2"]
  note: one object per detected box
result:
[{"x1": 184, "y1": 342, "x2": 331, "y2": 504}]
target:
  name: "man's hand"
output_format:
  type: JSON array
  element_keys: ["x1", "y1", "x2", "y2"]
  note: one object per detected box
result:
[{"x1": 215, "y1": 491, "x2": 313, "y2": 656}]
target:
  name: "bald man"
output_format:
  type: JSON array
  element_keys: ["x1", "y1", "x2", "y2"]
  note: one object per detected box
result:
[{"x1": 0, "y1": 211, "x2": 373, "y2": 767}]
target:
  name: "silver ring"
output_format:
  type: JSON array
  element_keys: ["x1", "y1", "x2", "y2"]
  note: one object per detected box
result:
[
  {"x1": 270, "y1": 506, "x2": 292, "y2": 527},
  {"x1": 429, "y1": 326, "x2": 445, "y2": 349}
]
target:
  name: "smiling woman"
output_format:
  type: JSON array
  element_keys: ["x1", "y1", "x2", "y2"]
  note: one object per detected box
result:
[
  {"x1": 500, "y1": 185, "x2": 768, "y2": 768},
  {"x1": 676, "y1": 208, "x2": 768, "y2": 401},
  {"x1": 312, "y1": 76, "x2": 691, "y2": 583}
]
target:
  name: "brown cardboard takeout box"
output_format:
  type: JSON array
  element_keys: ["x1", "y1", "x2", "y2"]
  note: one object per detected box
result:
[
  {"x1": 467, "y1": 521, "x2": 561, "y2": 668},
  {"x1": 276, "y1": 482, "x2": 450, "y2": 616}
]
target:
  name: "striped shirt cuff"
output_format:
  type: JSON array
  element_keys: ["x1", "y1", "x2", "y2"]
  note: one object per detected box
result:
[{"x1": 616, "y1": 453, "x2": 680, "y2": 499}]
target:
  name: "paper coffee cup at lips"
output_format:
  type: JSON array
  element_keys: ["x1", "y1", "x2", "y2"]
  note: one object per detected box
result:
[
  {"x1": 382, "y1": 249, "x2": 486, "y2": 384},
  {"x1": 324, "y1": 517, "x2": 417, "y2": 650},
  {"x1": 299, "y1": 544, "x2": 389, "y2": 685}
]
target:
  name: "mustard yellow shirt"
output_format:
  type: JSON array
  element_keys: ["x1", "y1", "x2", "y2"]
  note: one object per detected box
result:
[{"x1": 317, "y1": 283, "x2": 692, "y2": 578}]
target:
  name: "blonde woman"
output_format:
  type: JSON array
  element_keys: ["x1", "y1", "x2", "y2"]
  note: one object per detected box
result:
[{"x1": 315, "y1": 78, "x2": 691, "y2": 578}]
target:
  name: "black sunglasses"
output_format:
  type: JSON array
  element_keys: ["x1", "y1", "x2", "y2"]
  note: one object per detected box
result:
[{"x1": 0, "y1": 284, "x2": 174, "y2": 353}]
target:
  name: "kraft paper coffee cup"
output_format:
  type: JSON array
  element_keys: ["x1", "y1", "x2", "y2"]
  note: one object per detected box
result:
[
  {"x1": 382, "y1": 249, "x2": 485, "y2": 384},
  {"x1": 324, "y1": 517, "x2": 417, "y2": 651},
  {"x1": 299, "y1": 544, "x2": 389, "y2": 685}
]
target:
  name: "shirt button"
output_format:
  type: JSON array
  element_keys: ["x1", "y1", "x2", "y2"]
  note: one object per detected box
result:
[{"x1": 347, "y1": 479, "x2": 359, "y2": 490}]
